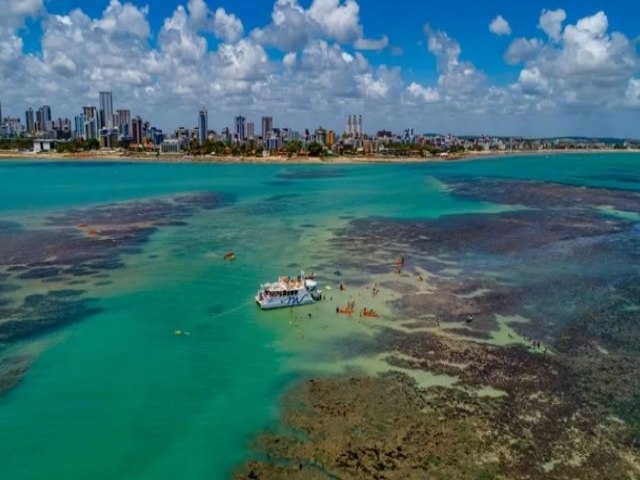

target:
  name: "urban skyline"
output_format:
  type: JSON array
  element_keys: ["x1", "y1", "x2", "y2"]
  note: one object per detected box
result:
[{"x1": 0, "y1": 1, "x2": 639, "y2": 137}]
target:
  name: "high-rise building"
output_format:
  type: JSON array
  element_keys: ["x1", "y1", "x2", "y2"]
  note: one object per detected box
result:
[
  {"x1": 25, "y1": 108, "x2": 35, "y2": 134},
  {"x1": 345, "y1": 114, "x2": 363, "y2": 138},
  {"x1": 115, "y1": 109, "x2": 131, "y2": 138},
  {"x1": 35, "y1": 106, "x2": 52, "y2": 132},
  {"x1": 99, "y1": 91, "x2": 114, "y2": 129},
  {"x1": 246, "y1": 122, "x2": 255, "y2": 139},
  {"x1": 74, "y1": 114, "x2": 85, "y2": 139},
  {"x1": 36, "y1": 109, "x2": 43, "y2": 132},
  {"x1": 235, "y1": 116, "x2": 246, "y2": 142},
  {"x1": 132, "y1": 116, "x2": 143, "y2": 145},
  {"x1": 327, "y1": 130, "x2": 336, "y2": 146},
  {"x1": 261, "y1": 116, "x2": 273, "y2": 140},
  {"x1": 0, "y1": 102, "x2": 3, "y2": 125},
  {"x1": 40, "y1": 105, "x2": 52, "y2": 131},
  {"x1": 83, "y1": 106, "x2": 98, "y2": 140},
  {"x1": 198, "y1": 109, "x2": 208, "y2": 146}
]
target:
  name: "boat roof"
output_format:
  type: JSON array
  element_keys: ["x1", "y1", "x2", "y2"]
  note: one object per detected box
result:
[{"x1": 262, "y1": 277, "x2": 307, "y2": 292}]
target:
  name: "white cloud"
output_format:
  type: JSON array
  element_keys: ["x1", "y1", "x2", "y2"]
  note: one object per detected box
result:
[
  {"x1": 213, "y1": 7, "x2": 244, "y2": 43},
  {"x1": 187, "y1": 0, "x2": 208, "y2": 26},
  {"x1": 354, "y1": 35, "x2": 389, "y2": 51},
  {"x1": 424, "y1": 24, "x2": 486, "y2": 108},
  {"x1": 357, "y1": 66, "x2": 400, "y2": 99},
  {"x1": 308, "y1": 0, "x2": 361, "y2": 43},
  {"x1": 539, "y1": 8, "x2": 566, "y2": 41},
  {"x1": 504, "y1": 37, "x2": 542, "y2": 65},
  {"x1": 159, "y1": 5, "x2": 207, "y2": 63},
  {"x1": 251, "y1": 0, "x2": 318, "y2": 51},
  {"x1": 283, "y1": 51, "x2": 297, "y2": 68},
  {"x1": 508, "y1": 10, "x2": 640, "y2": 114},
  {"x1": 517, "y1": 67, "x2": 550, "y2": 95},
  {"x1": 251, "y1": 0, "x2": 388, "y2": 52},
  {"x1": 407, "y1": 82, "x2": 440, "y2": 103},
  {"x1": 0, "y1": 0, "x2": 43, "y2": 20},
  {"x1": 489, "y1": 15, "x2": 511, "y2": 36},
  {"x1": 625, "y1": 78, "x2": 640, "y2": 106},
  {"x1": 95, "y1": 0, "x2": 150, "y2": 38}
]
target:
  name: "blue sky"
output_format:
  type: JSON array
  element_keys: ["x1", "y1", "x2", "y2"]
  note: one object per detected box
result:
[{"x1": 2, "y1": 0, "x2": 640, "y2": 136}]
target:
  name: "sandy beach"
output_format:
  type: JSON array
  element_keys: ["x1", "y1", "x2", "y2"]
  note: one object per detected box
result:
[{"x1": 1, "y1": 148, "x2": 639, "y2": 165}]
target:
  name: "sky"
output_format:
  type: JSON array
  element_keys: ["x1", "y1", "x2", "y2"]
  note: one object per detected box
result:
[{"x1": 1, "y1": 0, "x2": 639, "y2": 137}]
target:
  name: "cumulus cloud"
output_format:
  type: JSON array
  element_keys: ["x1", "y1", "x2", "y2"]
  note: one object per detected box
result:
[
  {"x1": 251, "y1": 0, "x2": 388, "y2": 52},
  {"x1": 353, "y1": 35, "x2": 389, "y2": 51},
  {"x1": 489, "y1": 15, "x2": 511, "y2": 36},
  {"x1": 0, "y1": 0, "x2": 43, "y2": 22},
  {"x1": 95, "y1": 0, "x2": 150, "y2": 38},
  {"x1": 626, "y1": 78, "x2": 640, "y2": 106},
  {"x1": 407, "y1": 82, "x2": 440, "y2": 103},
  {"x1": 308, "y1": 0, "x2": 361, "y2": 43},
  {"x1": 212, "y1": 7, "x2": 244, "y2": 43},
  {"x1": 424, "y1": 24, "x2": 487, "y2": 108},
  {"x1": 504, "y1": 37, "x2": 542, "y2": 65},
  {"x1": 283, "y1": 51, "x2": 297, "y2": 68},
  {"x1": 539, "y1": 8, "x2": 566, "y2": 41},
  {"x1": 357, "y1": 66, "x2": 401, "y2": 99},
  {"x1": 509, "y1": 10, "x2": 639, "y2": 109}
]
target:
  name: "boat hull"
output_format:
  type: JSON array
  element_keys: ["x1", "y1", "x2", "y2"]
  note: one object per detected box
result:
[{"x1": 255, "y1": 293, "x2": 315, "y2": 310}]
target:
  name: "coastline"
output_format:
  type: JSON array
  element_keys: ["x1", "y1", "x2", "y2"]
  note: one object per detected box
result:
[{"x1": 0, "y1": 148, "x2": 638, "y2": 165}]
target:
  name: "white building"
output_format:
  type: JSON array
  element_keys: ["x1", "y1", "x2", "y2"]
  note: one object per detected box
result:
[
  {"x1": 161, "y1": 139, "x2": 181, "y2": 153},
  {"x1": 33, "y1": 138, "x2": 57, "y2": 153}
]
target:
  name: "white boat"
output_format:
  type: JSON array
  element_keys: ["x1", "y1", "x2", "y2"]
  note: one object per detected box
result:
[{"x1": 256, "y1": 274, "x2": 320, "y2": 310}]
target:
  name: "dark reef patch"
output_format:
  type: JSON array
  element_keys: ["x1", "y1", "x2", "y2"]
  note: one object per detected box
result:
[
  {"x1": 0, "y1": 221, "x2": 21, "y2": 231},
  {"x1": 0, "y1": 355, "x2": 33, "y2": 396},
  {"x1": 447, "y1": 178, "x2": 640, "y2": 213},
  {"x1": 0, "y1": 290, "x2": 100, "y2": 342},
  {"x1": 264, "y1": 194, "x2": 300, "y2": 203},
  {"x1": 17, "y1": 267, "x2": 62, "y2": 280}
]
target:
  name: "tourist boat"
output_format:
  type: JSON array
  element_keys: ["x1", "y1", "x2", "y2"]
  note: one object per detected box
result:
[{"x1": 256, "y1": 274, "x2": 320, "y2": 310}]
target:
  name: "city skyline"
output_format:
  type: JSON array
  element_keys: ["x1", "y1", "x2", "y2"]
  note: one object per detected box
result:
[{"x1": 0, "y1": 1, "x2": 639, "y2": 137}]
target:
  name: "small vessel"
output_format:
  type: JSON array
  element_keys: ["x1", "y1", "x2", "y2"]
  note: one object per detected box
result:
[{"x1": 256, "y1": 274, "x2": 320, "y2": 310}]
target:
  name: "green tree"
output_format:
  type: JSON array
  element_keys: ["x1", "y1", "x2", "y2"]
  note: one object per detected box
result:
[
  {"x1": 84, "y1": 138, "x2": 100, "y2": 151},
  {"x1": 287, "y1": 140, "x2": 302, "y2": 155},
  {"x1": 307, "y1": 142, "x2": 324, "y2": 157}
]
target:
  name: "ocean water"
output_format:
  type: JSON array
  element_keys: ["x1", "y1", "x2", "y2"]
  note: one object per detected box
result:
[{"x1": 0, "y1": 154, "x2": 639, "y2": 479}]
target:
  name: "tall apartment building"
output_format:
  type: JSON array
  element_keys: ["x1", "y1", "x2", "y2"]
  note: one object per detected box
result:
[
  {"x1": 198, "y1": 109, "x2": 208, "y2": 145},
  {"x1": 235, "y1": 116, "x2": 246, "y2": 142},
  {"x1": 99, "y1": 91, "x2": 114, "y2": 129},
  {"x1": 261, "y1": 116, "x2": 273, "y2": 140}
]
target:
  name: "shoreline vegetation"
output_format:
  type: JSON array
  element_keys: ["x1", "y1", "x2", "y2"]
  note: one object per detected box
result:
[{"x1": 1, "y1": 148, "x2": 640, "y2": 164}]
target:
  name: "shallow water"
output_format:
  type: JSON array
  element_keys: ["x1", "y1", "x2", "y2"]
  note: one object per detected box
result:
[{"x1": 0, "y1": 154, "x2": 639, "y2": 479}]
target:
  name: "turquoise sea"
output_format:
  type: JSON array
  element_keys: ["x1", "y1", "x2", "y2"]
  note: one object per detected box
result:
[{"x1": 0, "y1": 154, "x2": 639, "y2": 479}]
